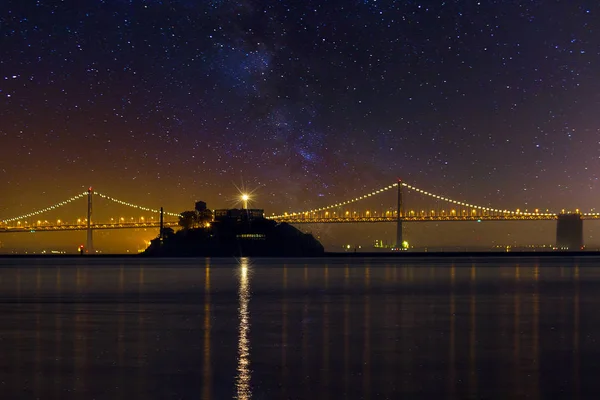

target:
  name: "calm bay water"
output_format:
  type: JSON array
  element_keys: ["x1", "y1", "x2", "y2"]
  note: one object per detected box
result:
[{"x1": 0, "y1": 256, "x2": 598, "y2": 399}]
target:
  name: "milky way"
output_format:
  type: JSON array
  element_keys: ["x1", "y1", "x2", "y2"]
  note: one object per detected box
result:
[{"x1": 1, "y1": 0, "x2": 599, "y2": 216}]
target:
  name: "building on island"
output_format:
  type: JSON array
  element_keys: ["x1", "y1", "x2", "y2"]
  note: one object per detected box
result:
[{"x1": 213, "y1": 208, "x2": 265, "y2": 222}]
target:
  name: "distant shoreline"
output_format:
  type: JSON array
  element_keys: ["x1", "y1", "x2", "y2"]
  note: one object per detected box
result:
[{"x1": 1, "y1": 251, "x2": 600, "y2": 259}]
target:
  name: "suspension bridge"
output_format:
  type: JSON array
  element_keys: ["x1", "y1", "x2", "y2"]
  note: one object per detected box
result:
[
  {"x1": 0, "y1": 188, "x2": 181, "y2": 252},
  {"x1": 268, "y1": 180, "x2": 594, "y2": 250},
  {"x1": 0, "y1": 181, "x2": 595, "y2": 252}
]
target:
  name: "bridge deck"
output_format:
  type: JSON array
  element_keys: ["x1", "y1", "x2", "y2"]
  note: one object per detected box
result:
[
  {"x1": 0, "y1": 222, "x2": 178, "y2": 233},
  {"x1": 271, "y1": 215, "x2": 600, "y2": 223}
]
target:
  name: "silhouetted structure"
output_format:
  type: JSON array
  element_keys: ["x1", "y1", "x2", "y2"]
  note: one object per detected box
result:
[
  {"x1": 147, "y1": 204, "x2": 323, "y2": 257},
  {"x1": 396, "y1": 179, "x2": 403, "y2": 248},
  {"x1": 195, "y1": 201, "x2": 207, "y2": 212},
  {"x1": 179, "y1": 200, "x2": 213, "y2": 230},
  {"x1": 214, "y1": 208, "x2": 264, "y2": 222},
  {"x1": 87, "y1": 187, "x2": 93, "y2": 253},
  {"x1": 556, "y1": 213, "x2": 583, "y2": 250}
]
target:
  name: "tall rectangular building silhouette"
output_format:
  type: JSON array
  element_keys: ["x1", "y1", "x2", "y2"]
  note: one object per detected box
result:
[{"x1": 556, "y1": 214, "x2": 583, "y2": 250}]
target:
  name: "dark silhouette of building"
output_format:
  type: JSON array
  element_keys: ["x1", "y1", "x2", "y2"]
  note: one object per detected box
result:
[
  {"x1": 214, "y1": 208, "x2": 264, "y2": 222},
  {"x1": 145, "y1": 208, "x2": 323, "y2": 257},
  {"x1": 556, "y1": 213, "x2": 583, "y2": 250},
  {"x1": 195, "y1": 201, "x2": 207, "y2": 212}
]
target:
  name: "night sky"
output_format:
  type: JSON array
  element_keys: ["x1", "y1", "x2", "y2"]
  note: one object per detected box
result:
[{"x1": 1, "y1": 1, "x2": 600, "y2": 242}]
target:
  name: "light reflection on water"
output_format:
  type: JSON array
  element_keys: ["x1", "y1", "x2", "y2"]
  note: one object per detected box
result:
[
  {"x1": 203, "y1": 260, "x2": 212, "y2": 400},
  {"x1": 0, "y1": 257, "x2": 595, "y2": 399},
  {"x1": 236, "y1": 258, "x2": 252, "y2": 400}
]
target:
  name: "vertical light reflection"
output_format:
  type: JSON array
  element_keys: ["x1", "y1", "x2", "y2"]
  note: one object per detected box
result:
[
  {"x1": 323, "y1": 303, "x2": 330, "y2": 396},
  {"x1": 75, "y1": 266, "x2": 86, "y2": 394},
  {"x1": 469, "y1": 263, "x2": 477, "y2": 398},
  {"x1": 532, "y1": 263, "x2": 540, "y2": 400},
  {"x1": 323, "y1": 265, "x2": 331, "y2": 396},
  {"x1": 236, "y1": 258, "x2": 252, "y2": 400},
  {"x1": 514, "y1": 264, "x2": 521, "y2": 398},
  {"x1": 344, "y1": 294, "x2": 350, "y2": 398},
  {"x1": 137, "y1": 265, "x2": 145, "y2": 394},
  {"x1": 55, "y1": 267, "x2": 62, "y2": 399},
  {"x1": 118, "y1": 266, "x2": 125, "y2": 400},
  {"x1": 302, "y1": 301, "x2": 309, "y2": 400},
  {"x1": 303, "y1": 261, "x2": 309, "y2": 397},
  {"x1": 119, "y1": 265, "x2": 125, "y2": 293},
  {"x1": 573, "y1": 264, "x2": 580, "y2": 398},
  {"x1": 34, "y1": 267, "x2": 41, "y2": 399},
  {"x1": 16, "y1": 266, "x2": 21, "y2": 301},
  {"x1": 118, "y1": 267, "x2": 124, "y2": 353},
  {"x1": 344, "y1": 264, "x2": 350, "y2": 397},
  {"x1": 15, "y1": 267, "x2": 22, "y2": 392},
  {"x1": 448, "y1": 264, "x2": 456, "y2": 396},
  {"x1": 203, "y1": 260, "x2": 212, "y2": 400},
  {"x1": 363, "y1": 265, "x2": 371, "y2": 400},
  {"x1": 322, "y1": 264, "x2": 330, "y2": 395},
  {"x1": 304, "y1": 264, "x2": 308, "y2": 286},
  {"x1": 281, "y1": 264, "x2": 288, "y2": 396}
]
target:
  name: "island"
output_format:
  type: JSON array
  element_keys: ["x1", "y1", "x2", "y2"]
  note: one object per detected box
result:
[{"x1": 144, "y1": 201, "x2": 325, "y2": 257}]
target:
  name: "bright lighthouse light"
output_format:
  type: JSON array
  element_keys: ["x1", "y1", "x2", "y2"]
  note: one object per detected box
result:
[{"x1": 241, "y1": 194, "x2": 250, "y2": 209}]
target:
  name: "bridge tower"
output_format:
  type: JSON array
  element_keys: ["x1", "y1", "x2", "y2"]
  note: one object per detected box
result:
[
  {"x1": 556, "y1": 213, "x2": 583, "y2": 250},
  {"x1": 396, "y1": 179, "x2": 404, "y2": 248},
  {"x1": 86, "y1": 187, "x2": 94, "y2": 253},
  {"x1": 159, "y1": 207, "x2": 164, "y2": 240}
]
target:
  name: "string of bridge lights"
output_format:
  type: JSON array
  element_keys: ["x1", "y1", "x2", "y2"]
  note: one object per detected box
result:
[
  {"x1": 93, "y1": 192, "x2": 181, "y2": 217},
  {"x1": 401, "y1": 183, "x2": 555, "y2": 216},
  {"x1": 5, "y1": 184, "x2": 591, "y2": 225},
  {"x1": 0, "y1": 191, "x2": 181, "y2": 224},
  {"x1": 271, "y1": 181, "x2": 556, "y2": 218},
  {"x1": 270, "y1": 182, "x2": 400, "y2": 219},
  {"x1": 0, "y1": 192, "x2": 89, "y2": 224}
]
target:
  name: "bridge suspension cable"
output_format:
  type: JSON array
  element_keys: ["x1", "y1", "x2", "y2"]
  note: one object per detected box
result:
[
  {"x1": 93, "y1": 192, "x2": 181, "y2": 217},
  {"x1": 271, "y1": 181, "x2": 555, "y2": 219},
  {"x1": 0, "y1": 192, "x2": 88, "y2": 224},
  {"x1": 270, "y1": 182, "x2": 400, "y2": 219},
  {"x1": 401, "y1": 183, "x2": 554, "y2": 216}
]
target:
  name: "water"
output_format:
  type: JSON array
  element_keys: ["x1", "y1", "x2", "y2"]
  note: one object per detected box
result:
[{"x1": 0, "y1": 256, "x2": 598, "y2": 399}]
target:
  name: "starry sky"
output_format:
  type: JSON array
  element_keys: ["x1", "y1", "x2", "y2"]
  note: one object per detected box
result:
[{"x1": 1, "y1": 0, "x2": 600, "y2": 225}]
